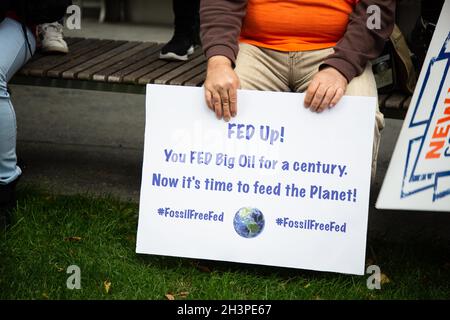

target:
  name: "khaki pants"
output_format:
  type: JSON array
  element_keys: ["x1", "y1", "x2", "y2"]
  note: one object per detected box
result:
[{"x1": 235, "y1": 42, "x2": 385, "y2": 181}]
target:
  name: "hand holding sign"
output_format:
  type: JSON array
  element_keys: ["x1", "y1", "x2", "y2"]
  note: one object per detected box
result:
[
  {"x1": 204, "y1": 55, "x2": 240, "y2": 122},
  {"x1": 137, "y1": 85, "x2": 376, "y2": 275}
]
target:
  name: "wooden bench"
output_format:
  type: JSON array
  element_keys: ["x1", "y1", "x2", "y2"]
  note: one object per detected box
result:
[{"x1": 12, "y1": 37, "x2": 410, "y2": 120}]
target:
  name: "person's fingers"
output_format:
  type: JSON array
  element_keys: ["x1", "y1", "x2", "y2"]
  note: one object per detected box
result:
[
  {"x1": 329, "y1": 87, "x2": 345, "y2": 108},
  {"x1": 317, "y1": 86, "x2": 335, "y2": 113},
  {"x1": 304, "y1": 80, "x2": 319, "y2": 108},
  {"x1": 219, "y1": 87, "x2": 231, "y2": 122},
  {"x1": 205, "y1": 89, "x2": 214, "y2": 111},
  {"x1": 229, "y1": 87, "x2": 237, "y2": 118},
  {"x1": 212, "y1": 91, "x2": 222, "y2": 120},
  {"x1": 309, "y1": 85, "x2": 326, "y2": 112}
]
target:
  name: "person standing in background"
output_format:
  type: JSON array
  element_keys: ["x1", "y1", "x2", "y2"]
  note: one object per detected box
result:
[{"x1": 160, "y1": 0, "x2": 200, "y2": 61}]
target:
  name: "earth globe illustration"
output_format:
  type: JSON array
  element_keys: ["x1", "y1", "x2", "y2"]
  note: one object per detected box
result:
[{"x1": 233, "y1": 207, "x2": 265, "y2": 238}]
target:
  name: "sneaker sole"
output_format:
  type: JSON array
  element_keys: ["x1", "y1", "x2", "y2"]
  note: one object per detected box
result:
[{"x1": 159, "y1": 46, "x2": 195, "y2": 61}]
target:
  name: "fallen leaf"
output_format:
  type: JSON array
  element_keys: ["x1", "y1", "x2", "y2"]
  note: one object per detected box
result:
[
  {"x1": 42, "y1": 293, "x2": 49, "y2": 299},
  {"x1": 103, "y1": 280, "x2": 112, "y2": 294},
  {"x1": 178, "y1": 291, "x2": 189, "y2": 298},
  {"x1": 65, "y1": 236, "x2": 82, "y2": 242},
  {"x1": 165, "y1": 293, "x2": 175, "y2": 300},
  {"x1": 304, "y1": 283, "x2": 311, "y2": 289},
  {"x1": 54, "y1": 263, "x2": 64, "y2": 272},
  {"x1": 380, "y1": 273, "x2": 390, "y2": 285}
]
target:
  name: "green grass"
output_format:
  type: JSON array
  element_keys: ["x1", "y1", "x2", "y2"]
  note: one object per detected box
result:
[{"x1": 1, "y1": 186, "x2": 449, "y2": 300}]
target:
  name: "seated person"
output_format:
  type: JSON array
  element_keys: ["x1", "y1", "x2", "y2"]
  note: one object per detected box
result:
[
  {"x1": 200, "y1": 0, "x2": 395, "y2": 180},
  {"x1": 0, "y1": 14, "x2": 36, "y2": 226}
]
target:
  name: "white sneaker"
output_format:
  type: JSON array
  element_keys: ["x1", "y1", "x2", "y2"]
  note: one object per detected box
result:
[{"x1": 37, "y1": 22, "x2": 69, "y2": 54}]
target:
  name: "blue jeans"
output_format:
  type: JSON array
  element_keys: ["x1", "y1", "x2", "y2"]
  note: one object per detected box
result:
[{"x1": 0, "y1": 18, "x2": 36, "y2": 185}]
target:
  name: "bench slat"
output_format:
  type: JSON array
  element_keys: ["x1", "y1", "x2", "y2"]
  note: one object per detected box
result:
[
  {"x1": 378, "y1": 94, "x2": 389, "y2": 109},
  {"x1": 155, "y1": 54, "x2": 206, "y2": 85},
  {"x1": 62, "y1": 41, "x2": 141, "y2": 80},
  {"x1": 21, "y1": 38, "x2": 102, "y2": 76},
  {"x1": 385, "y1": 93, "x2": 408, "y2": 109},
  {"x1": 91, "y1": 43, "x2": 160, "y2": 82},
  {"x1": 46, "y1": 40, "x2": 119, "y2": 77},
  {"x1": 402, "y1": 96, "x2": 412, "y2": 109},
  {"x1": 122, "y1": 59, "x2": 169, "y2": 84},
  {"x1": 137, "y1": 49, "x2": 204, "y2": 85},
  {"x1": 183, "y1": 71, "x2": 206, "y2": 87},
  {"x1": 64, "y1": 37, "x2": 85, "y2": 46},
  {"x1": 108, "y1": 44, "x2": 165, "y2": 83},
  {"x1": 170, "y1": 63, "x2": 206, "y2": 86},
  {"x1": 82, "y1": 42, "x2": 158, "y2": 81}
]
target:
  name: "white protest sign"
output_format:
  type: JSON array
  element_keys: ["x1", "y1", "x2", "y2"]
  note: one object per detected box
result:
[
  {"x1": 377, "y1": 0, "x2": 450, "y2": 212},
  {"x1": 137, "y1": 84, "x2": 376, "y2": 275}
]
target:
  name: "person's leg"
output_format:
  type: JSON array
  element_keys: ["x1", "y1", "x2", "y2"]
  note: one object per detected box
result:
[
  {"x1": 344, "y1": 63, "x2": 385, "y2": 182},
  {"x1": 173, "y1": 0, "x2": 200, "y2": 42},
  {"x1": 292, "y1": 48, "x2": 384, "y2": 181},
  {"x1": 235, "y1": 43, "x2": 290, "y2": 92},
  {"x1": 0, "y1": 18, "x2": 36, "y2": 223},
  {"x1": 160, "y1": 0, "x2": 200, "y2": 61},
  {"x1": 292, "y1": 47, "x2": 334, "y2": 93}
]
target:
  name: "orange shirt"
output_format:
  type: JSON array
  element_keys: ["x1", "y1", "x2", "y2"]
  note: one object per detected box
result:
[{"x1": 240, "y1": 0, "x2": 359, "y2": 52}]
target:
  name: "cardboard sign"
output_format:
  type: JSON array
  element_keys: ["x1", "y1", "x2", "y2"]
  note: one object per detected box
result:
[
  {"x1": 137, "y1": 84, "x2": 376, "y2": 275},
  {"x1": 377, "y1": 0, "x2": 450, "y2": 212}
]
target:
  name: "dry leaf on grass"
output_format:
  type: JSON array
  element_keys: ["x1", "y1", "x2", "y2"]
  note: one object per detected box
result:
[
  {"x1": 65, "y1": 236, "x2": 82, "y2": 242},
  {"x1": 54, "y1": 263, "x2": 64, "y2": 272},
  {"x1": 103, "y1": 280, "x2": 112, "y2": 294},
  {"x1": 165, "y1": 293, "x2": 175, "y2": 300},
  {"x1": 178, "y1": 291, "x2": 189, "y2": 298},
  {"x1": 380, "y1": 273, "x2": 390, "y2": 285}
]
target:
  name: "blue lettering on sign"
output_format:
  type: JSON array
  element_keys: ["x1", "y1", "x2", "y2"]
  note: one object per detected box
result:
[
  {"x1": 228, "y1": 123, "x2": 285, "y2": 145},
  {"x1": 152, "y1": 173, "x2": 179, "y2": 188}
]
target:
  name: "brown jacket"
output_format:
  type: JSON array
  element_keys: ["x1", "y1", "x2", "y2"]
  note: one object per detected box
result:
[{"x1": 200, "y1": 0, "x2": 396, "y2": 82}]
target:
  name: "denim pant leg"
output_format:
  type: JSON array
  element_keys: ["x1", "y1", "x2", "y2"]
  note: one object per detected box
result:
[{"x1": 0, "y1": 18, "x2": 36, "y2": 185}]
